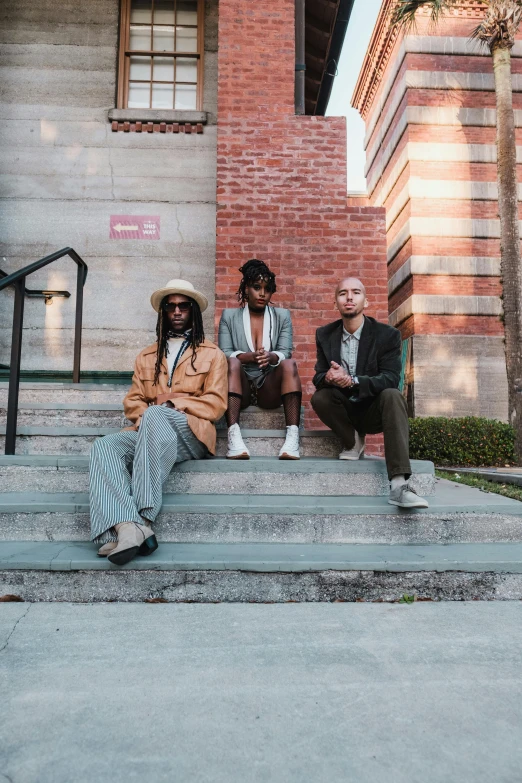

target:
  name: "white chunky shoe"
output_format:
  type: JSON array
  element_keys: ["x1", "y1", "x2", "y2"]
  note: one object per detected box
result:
[
  {"x1": 339, "y1": 431, "x2": 365, "y2": 460},
  {"x1": 226, "y1": 423, "x2": 250, "y2": 459},
  {"x1": 279, "y1": 425, "x2": 300, "y2": 460}
]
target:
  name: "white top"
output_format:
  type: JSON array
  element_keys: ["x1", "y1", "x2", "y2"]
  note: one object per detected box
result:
[
  {"x1": 166, "y1": 337, "x2": 185, "y2": 378},
  {"x1": 230, "y1": 307, "x2": 285, "y2": 365}
]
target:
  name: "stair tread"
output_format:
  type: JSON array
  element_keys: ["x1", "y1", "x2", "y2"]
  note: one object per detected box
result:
[
  {"x1": 1, "y1": 540, "x2": 522, "y2": 572},
  {"x1": 0, "y1": 454, "x2": 434, "y2": 473},
  {"x1": 0, "y1": 382, "x2": 130, "y2": 390},
  {"x1": 0, "y1": 425, "x2": 333, "y2": 437},
  {"x1": 0, "y1": 483, "x2": 520, "y2": 514},
  {"x1": 4, "y1": 403, "x2": 277, "y2": 412}
]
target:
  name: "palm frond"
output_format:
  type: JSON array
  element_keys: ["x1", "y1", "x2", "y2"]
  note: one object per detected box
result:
[
  {"x1": 390, "y1": 0, "x2": 459, "y2": 33},
  {"x1": 470, "y1": 21, "x2": 490, "y2": 50},
  {"x1": 471, "y1": 2, "x2": 522, "y2": 51}
]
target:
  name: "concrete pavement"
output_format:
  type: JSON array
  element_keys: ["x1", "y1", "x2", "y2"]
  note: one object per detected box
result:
[{"x1": 1, "y1": 602, "x2": 521, "y2": 782}]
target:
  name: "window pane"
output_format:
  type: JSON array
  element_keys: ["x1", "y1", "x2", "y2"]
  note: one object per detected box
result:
[
  {"x1": 152, "y1": 56, "x2": 174, "y2": 81},
  {"x1": 176, "y1": 0, "x2": 197, "y2": 26},
  {"x1": 175, "y1": 83, "x2": 197, "y2": 110},
  {"x1": 154, "y1": 0, "x2": 174, "y2": 24},
  {"x1": 130, "y1": 0, "x2": 152, "y2": 23},
  {"x1": 128, "y1": 82, "x2": 151, "y2": 108},
  {"x1": 176, "y1": 26, "x2": 197, "y2": 52},
  {"x1": 153, "y1": 25, "x2": 175, "y2": 51},
  {"x1": 129, "y1": 55, "x2": 151, "y2": 80},
  {"x1": 130, "y1": 24, "x2": 151, "y2": 50},
  {"x1": 176, "y1": 57, "x2": 197, "y2": 83},
  {"x1": 152, "y1": 83, "x2": 174, "y2": 108}
]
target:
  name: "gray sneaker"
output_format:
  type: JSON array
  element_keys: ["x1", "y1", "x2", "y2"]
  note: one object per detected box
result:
[
  {"x1": 339, "y1": 431, "x2": 365, "y2": 460},
  {"x1": 388, "y1": 483, "x2": 429, "y2": 509}
]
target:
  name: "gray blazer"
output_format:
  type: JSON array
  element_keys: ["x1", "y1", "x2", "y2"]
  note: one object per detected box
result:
[{"x1": 218, "y1": 306, "x2": 293, "y2": 380}]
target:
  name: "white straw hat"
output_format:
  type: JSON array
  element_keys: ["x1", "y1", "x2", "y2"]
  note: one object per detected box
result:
[{"x1": 150, "y1": 279, "x2": 208, "y2": 313}]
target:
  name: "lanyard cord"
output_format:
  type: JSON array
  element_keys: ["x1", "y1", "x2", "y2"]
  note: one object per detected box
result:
[{"x1": 166, "y1": 332, "x2": 192, "y2": 388}]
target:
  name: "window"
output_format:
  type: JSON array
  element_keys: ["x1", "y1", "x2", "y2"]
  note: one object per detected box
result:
[{"x1": 117, "y1": 0, "x2": 204, "y2": 111}]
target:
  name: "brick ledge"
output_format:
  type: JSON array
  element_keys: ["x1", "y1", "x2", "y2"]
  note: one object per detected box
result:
[{"x1": 108, "y1": 109, "x2": 207, "y2": 124}]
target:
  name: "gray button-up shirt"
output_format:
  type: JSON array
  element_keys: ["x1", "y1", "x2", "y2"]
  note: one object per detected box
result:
[{"x1": 341, "y1": 318, "x2": 364, "y2": 377}]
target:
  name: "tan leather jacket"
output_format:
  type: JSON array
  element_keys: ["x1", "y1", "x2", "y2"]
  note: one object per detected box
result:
[{"x1": 123, "y1": 339, "x2": 228, "y2": 454}]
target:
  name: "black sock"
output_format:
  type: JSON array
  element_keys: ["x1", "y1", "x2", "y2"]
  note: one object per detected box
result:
[
  {"x1": 226, "y1": 392, "x2": 243, "y2": 427},
  {"x1": 281, "y1": 391, "x2": 302, "y2": 427}
]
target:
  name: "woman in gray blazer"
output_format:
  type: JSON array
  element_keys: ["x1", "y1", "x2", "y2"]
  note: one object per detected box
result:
[{"x1": 218, "y1": 259, "x2": 302, "y2": 460}]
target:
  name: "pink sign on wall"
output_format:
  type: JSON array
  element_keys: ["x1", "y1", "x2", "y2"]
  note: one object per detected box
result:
[{"x1": 110, "y1": 215, "x2": 160, "y2": 240}]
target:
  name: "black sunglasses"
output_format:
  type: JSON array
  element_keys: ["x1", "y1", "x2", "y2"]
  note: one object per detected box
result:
[{"x1": 163, "y1": 301, "x2": 192, "y2": 313}]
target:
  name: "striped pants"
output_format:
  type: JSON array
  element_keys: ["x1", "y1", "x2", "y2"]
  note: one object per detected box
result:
[{"x1": 89, "y1": 406, "x2": 207, "y2": 544}]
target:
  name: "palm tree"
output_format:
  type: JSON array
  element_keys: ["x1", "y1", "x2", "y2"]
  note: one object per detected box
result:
[{"x1": 391, "y1": 0, "x2": 522, "y2": 462}]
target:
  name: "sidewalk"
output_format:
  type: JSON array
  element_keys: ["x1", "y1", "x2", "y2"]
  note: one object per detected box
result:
[
  {"x1": 1, "y1": 602, "x2": 521, "y2": 782},
  {"x1": 442, "y1": 467, "x2": 522, "y2": 488}
]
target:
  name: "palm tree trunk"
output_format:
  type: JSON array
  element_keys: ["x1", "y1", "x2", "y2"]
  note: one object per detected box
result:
[{"x1": 492, "y1": 44, "x2": 522, "y2": 462}]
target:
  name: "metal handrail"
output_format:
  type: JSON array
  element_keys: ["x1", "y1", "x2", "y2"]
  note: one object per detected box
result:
[
  {"x1": 0, "y1": 247, "x2": 88, "y2": 455},
  {"x1": 0, "y1": 269, "x2": 71, "y2": 301}
]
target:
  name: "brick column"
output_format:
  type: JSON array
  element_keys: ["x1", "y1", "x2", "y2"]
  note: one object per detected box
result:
[
  {"x1": 215, "y1": 0, "x2": 388, "y2": 434},
  {"x1": 352, "y1": 0, "x2": 510, "y2": 421}
]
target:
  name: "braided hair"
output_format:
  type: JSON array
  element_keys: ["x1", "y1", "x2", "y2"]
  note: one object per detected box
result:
[
  {"x1": 236, "y1": 258, "x2": 276, "y2": 306},
  {"x1": 153, "y1": 296, "x2": 205, "y2": 384}
]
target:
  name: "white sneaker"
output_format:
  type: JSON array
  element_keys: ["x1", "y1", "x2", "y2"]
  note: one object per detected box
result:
[
  {"x1": 388, "y1": 483, "x2": 429, "y2": 509},
  {"x1": 226, "y1": 423, "x2": 250, "y2": 459},
  {"x1": 339, "y1": 431, "x2": 365, "y2": 460},
  {"x1": 279, "y1": 425, "x2": 300, "y2": 460}
]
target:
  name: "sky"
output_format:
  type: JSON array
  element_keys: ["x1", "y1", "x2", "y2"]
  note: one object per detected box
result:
[{"x1": 327, "y1": 0, "x2": 383, "y2": 193}]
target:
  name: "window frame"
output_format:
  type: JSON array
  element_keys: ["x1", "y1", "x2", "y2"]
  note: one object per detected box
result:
[{"x1": 117, "y1": 0, "x2": 205, "y2": 111}]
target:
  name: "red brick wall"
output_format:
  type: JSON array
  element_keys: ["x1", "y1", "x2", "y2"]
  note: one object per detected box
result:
[{"x1": 215, "y1": 0, "x2": 388, "y2": 441}]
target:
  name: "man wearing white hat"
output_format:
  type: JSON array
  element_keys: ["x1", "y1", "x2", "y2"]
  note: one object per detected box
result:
[{"x1": 89, "y1": 279, "x2": 228, "y2": 566}]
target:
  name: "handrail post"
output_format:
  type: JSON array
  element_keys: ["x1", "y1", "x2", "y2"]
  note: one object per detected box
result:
[
  {"x1": 5, "y1": 277, "x2": 25, "y2": 455},
  {"x1": 72, "y1": 262, "x2": 84, "y2": 384}
]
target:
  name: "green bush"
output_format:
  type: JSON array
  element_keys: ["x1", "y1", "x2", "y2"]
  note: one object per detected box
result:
[{"x1": 408, "y1": 416, "x2": 515, "y2": 467}]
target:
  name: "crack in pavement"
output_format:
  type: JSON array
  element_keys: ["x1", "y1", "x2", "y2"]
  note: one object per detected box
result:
[
  {"x1": 0, "y1": 772, "x2": 14, "y2": 783},
  {"x1": 48, "y1": 543, "x2": 72, "y2": 569},
  {"x1": 0, "y1": 603, "x2": 31, "y2": 654}
]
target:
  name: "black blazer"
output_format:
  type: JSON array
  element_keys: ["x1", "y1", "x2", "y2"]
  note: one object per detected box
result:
[{"x1": 313, "y1": 316, "x2": 402, "y2": 403}]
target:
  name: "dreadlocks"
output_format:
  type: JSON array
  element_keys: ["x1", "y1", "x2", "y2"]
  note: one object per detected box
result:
[
  {"x1": 236, "y1": 258, "x2": 277, "y2": 306},
  {"x1": 153, "y1": 296, "x2": 205, "y2": 384}
]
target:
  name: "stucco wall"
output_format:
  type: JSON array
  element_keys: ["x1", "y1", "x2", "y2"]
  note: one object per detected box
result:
[
  {"x1": 0, "y1": 0, "x2": 218, "y2": 371},
  {"x1": 412, "y1": 334, "x2": 508, "y2": 421}
]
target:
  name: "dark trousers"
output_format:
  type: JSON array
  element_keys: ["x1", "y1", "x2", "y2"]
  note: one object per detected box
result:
[{"x1": 311, "y1": 386, "x2": 411, "y2": 480}]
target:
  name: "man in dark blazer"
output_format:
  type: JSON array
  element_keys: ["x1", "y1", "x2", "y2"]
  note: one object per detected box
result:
[{"x1": 311, "y1": 277, "x2": 428, "y2": 509}]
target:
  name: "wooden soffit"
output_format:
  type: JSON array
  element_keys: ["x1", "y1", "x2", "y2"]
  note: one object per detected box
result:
[{"x1": 305, "y1": 0, "x2": 353, "y2": 115}]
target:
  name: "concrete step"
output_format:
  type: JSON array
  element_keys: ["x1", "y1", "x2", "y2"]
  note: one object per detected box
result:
[
  {"x1": 0, "y1": 405, "x2": 299, "y2": 432},
  {"x1": 0, "y1": 382, "x2": 129, "y2": 405},
  {"x1": 0, "y1": 455, "x2": 435, "y2": 497},
  {"x1": 3, "y1": 540, "x2": 522, "y2": 572},
  {"x1": 1, "y1": 481, "x2": 521, "y2": 545},
  {"x1": 1, "y1": 540, "x2": 522, "y2": 601},
  {"x1": 0, "y1": 427, "x2": 339, "y2": 456}
]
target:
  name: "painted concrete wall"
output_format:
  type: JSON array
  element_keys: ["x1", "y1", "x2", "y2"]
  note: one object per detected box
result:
[
  {"x1": 0, "y1": 0, "x2": 218, "y2": 371},
  {"x1": 412, "y1": 335, "x2": 508, "y2": 421}
]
